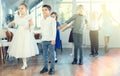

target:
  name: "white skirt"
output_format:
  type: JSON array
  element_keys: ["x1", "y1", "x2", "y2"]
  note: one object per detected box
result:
[
  {"x1": 102, "y1": 24, "x2": 113, "y2": 36},
  {"x1": 8, "y1": 27, "x2": 39, "y2": 58}
]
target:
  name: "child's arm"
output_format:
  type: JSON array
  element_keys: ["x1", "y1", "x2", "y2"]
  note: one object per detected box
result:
[
  {"x1": 51, "y1": 19, "x2": 56, "y2": 45},
  {"x1": 84, "y1": 16, "x2": 89, "y2": 29},
  {"x1": 111, "y1": 14, "x2": 120, "y2": 26},
  {"x1": 4, "y1": 21, "x2": 15, "y2": 30},
  {"x1": 10, "y1": 20, "x2": 14, "y2": 25},
  {"x1": 29, "y1": 19, "x2": 34, "y2": 32},
  {"x1": 58, "y1": 14, "x2": 77, "y2": 30},
  {"x1": 62, "y1": 21, "x2": 74, "y2": 31},
  {"x1": 58, "y1": 23, "x2": 67, "y2": 30},
  {"x1": 8, "y1": 21, "x2": 15, "y2": 27},
  {"x1": 62, "y1": 25, "x2": 72, "y2": 32}
]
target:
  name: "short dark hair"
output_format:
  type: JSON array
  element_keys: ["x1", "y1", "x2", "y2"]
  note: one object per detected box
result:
[
  {"x1": 20, "y1": 3, "x2": 28, "y2": 9},
  {"x1": 42, "y1": 5, "x2": 51, "y2": 11}
]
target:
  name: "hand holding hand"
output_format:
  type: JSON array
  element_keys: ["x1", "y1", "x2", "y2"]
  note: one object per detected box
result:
[{"x1": 58, "y1": 26, "x2": 62, "y2": 30}]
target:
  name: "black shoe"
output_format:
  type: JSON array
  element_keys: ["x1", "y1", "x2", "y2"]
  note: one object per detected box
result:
[
  {"x1": 94, "y1": 52, "x2": 98, "y2": 56},
  {"x1": 89, "y1": 53, "x2": 94, "y2": 56},
  {"x1": 40, "y1": 67, "x2": 48, "y2": 74},
  {"x1": 55, "y1": 60, "x2": 58, "y2": 63},
  {"x1": 49, "y1": 60, "x2": 58, "y2": 63},
  {"x1": 72, "y1": 58, "x2": 77, "y2": 64},
  {"x1": 79, "y1": 58, "x2": 83, "y2": 65},
  {"x1": 48, "y1": 68, "x2": 55, "y2": 75}
]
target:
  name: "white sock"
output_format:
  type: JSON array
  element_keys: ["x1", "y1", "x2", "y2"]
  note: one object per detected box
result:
[
  {"x1": 54, "y1": 51, "x2": 57, "y2": 60},
  {"x1": 22, "y1": 58, "x2": 27, "y2": 66}
]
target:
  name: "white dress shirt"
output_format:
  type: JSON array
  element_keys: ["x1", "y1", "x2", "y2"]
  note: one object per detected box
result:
[
  {"x1": 40, "y1": 16, "x2": 56, "y2": 41},
  {"x1": 89, "y1": 19, "x2": 99, "y2": 31}
]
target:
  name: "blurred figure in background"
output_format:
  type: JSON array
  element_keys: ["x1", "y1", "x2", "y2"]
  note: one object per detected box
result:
[
  {"x1": 59, "y1": 5, "x2": 88, "y2": 65},
  {"x1": 98, "y1": 4, "x2": 119, "y2": 52},
  {"x1": 51, "y1": 12, "x2": 61, "y2": 63},
  {"x1": 88, "y1": 11, "x2": 100, "y2": 56}
]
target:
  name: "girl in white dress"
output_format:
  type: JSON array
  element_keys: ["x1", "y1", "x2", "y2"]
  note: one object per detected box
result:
[
  {"x1": 98, "y1": 4, "x2": 119, "y2": 52},
  {"x1": 8, "y1": 3, "x2": 39, "y2": 69}
]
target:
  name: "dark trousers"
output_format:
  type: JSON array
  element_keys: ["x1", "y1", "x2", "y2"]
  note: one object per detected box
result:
[
  {"x1": 73, "y1": 33, "x2": 83, "y2": 59},
  {"x1": 89, "y1": 30, "x2": 99, "y2": 54}
]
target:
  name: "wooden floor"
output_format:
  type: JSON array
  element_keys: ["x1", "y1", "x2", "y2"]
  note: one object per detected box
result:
[{"x1": 0, "y1": 48, "x2": 120, "y2": 76}]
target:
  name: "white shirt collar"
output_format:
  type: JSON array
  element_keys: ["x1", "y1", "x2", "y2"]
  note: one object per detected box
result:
[{"x1": 43, "y1": 16, "x2": 51, "y2": 20}]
